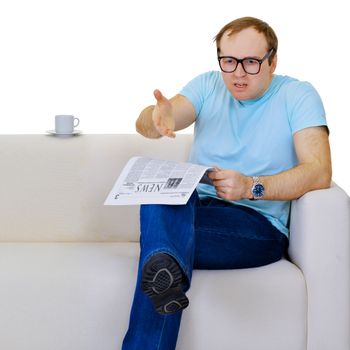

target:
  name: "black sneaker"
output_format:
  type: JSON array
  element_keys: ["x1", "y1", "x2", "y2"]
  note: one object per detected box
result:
[{"x1": 141, "y1": 253, "x2": 189, "y2": 315}]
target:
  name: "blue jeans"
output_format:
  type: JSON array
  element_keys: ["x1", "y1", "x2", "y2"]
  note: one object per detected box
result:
[{"x1": 122, "y1": 191, "x2": 288, "y2": 350}]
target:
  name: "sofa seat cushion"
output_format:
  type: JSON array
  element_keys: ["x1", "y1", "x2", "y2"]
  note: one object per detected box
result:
[
  {"x1": 179, "y1": 259, "x2": 307, "y2": 350},
  {"x1": 0, "y1": 242, "x2": 139, "y2": 350},
  {"x1": 0, "y1": 243, "x2": 306, "y2": 350}
]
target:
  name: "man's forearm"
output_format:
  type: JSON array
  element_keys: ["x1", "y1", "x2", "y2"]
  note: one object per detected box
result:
[
  {"x1": 135, "y1": 105, "x2": 162, "y2": 139},
  {"x1": 257, "y1": 162, "x2": 332, "y2": 201},
  {"x1": 211, "y1": 161, "x2": 331, "y2": 202},
  {"x1": 257, "y1": 127, "x2": 332, "y2": 201}
]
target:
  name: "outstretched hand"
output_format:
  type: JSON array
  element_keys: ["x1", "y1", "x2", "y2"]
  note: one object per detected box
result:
[{"x1": 152, "y1": 89, "x2": 176, "y2": 138}]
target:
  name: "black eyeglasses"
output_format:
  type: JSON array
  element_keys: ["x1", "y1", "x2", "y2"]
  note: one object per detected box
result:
[{"x1": 218, "y1": 48, "x2": 275, "y2": 75}]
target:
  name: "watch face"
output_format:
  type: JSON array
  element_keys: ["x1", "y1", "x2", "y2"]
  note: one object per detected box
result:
[{"x1": 253, "y1": 183, "x2": 265, "y2": 198}]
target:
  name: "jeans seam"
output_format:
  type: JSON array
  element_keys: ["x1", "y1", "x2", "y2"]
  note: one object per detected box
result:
[
  {"x1": 156, "y1": 315, "x2": 167, "y2": 350},
  {"x1": 197, "y1": 227, "x2": 285, "y2": 241}
]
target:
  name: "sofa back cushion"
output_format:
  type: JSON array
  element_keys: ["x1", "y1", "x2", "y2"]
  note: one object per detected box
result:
[{"x1": 0, "y1": 134, "x2": 192, "y2": 242}]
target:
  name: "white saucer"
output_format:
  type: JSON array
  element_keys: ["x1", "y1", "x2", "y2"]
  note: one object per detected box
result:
[{"x1": 47, "y1": 130, "x2": 82, "y2": 137}]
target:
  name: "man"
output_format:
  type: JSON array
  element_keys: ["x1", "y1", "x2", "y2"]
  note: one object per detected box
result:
[{"x1": 122, "y1": 17, "x2": 332, "y2": 350}]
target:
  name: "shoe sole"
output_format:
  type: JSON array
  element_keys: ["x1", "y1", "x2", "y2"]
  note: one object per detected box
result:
[{"x1": 141, "y1": 253, "x2": 189, "y2": 315}]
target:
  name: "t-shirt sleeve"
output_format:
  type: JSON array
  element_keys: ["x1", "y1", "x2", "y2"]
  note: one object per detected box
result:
[
  {"x1": 288, "y1": 81, "x2": 328, "y2": 134},
  {"x1": 179, "y1": 71, "x2": 218, "y2": 117}
]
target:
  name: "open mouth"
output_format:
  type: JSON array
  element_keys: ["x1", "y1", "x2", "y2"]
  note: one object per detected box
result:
[{"x1": 234, "y1": 83, "x2": 247, "y2": 88}]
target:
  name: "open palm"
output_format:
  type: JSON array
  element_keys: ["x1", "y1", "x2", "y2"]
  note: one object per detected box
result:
[{"x1": 152, "y1": 89, "x2": 176, "y2": 138}]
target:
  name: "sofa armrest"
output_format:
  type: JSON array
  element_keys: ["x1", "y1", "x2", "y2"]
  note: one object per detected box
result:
[{"x1": 289, "y1": 183, "x2": 350, "y2": 350}]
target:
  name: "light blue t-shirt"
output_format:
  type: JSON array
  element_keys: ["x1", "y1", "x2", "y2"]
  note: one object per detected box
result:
[{"x1": 180, "y1": 71, "x2": 327, "y2": 236}]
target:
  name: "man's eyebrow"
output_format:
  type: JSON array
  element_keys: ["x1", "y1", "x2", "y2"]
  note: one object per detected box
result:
[
  {"x1": 245, "y1": 55, "x2": 261, "y2": 59},
  {"x1": 218, "y1": 54, "x2": 261, "y2": 59}
]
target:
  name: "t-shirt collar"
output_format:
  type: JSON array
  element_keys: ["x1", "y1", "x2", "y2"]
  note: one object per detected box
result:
[{"x1": 236, "y1": 75, "x2": 278, "y2": 107}]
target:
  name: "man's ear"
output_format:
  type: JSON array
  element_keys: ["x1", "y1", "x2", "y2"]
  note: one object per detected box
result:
[{"x1": 271, "y1": 54, "x2": 277, "y2": 73}]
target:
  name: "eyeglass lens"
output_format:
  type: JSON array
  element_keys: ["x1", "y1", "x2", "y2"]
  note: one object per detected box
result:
[{"x1": 220, "y1": 58, "x2": 261, "y2": 74}]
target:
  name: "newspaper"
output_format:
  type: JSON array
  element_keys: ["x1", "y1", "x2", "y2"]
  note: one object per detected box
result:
[{"x1": 104, "y1": 156, "x2": 214, "y2": 205}]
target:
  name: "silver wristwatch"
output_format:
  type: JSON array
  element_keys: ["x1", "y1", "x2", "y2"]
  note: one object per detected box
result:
[{"x1": 250, "y1": 176, "x2": 265, "y2": 200}]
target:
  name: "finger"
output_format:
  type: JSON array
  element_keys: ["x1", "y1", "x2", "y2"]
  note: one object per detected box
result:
[
  {"x1": 216, "y1": 190, "x2": 226, "y2": 199},
  {"x1": 157, "y1": 125, "x2": 176, "y2": 138},
  {"x1": 153, "y1": 89, "x2": 161, "y2": 99},
  {"x1": 165, "y1": 130, "x2": 176, "y2": 138},
  {"x1": 209, "y1": 170, "x2": 225, "y2": 181},
  {"x1": 208, "y1": 169, "x2": 219, "y2": 180},
  {"x1": 214, "y1": 171, "x2": 229, "y2": 181},
  {"x1": 212, "y1": 180, "x2": 227, "y2": 187},
  {"x1": 156, "y1": 125, "x2": 167, "y2": 136},
  {"x1": 153, "y1": 89, "x2": 166, "y2": 104},
  {"x1": 165, "y1": 127, "x2": 176, "y2": 137}
]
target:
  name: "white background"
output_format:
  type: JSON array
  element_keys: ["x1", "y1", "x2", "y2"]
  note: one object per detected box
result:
[{"x1": 0, "y1": 0, "x2": 349, "y2": 194}]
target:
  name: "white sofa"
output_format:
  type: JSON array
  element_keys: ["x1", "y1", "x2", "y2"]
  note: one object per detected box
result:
[{"x1": 0, "y1": 134, "x2": 349, "y2": 350}]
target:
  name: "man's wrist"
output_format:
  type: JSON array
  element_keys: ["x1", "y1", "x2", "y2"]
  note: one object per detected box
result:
[
  {"x1": 249, "y1": 176, "x2": 265, "y2": 200},
  {"x1": 245, "y1": 176, "x2": 254, "y2": 199}
]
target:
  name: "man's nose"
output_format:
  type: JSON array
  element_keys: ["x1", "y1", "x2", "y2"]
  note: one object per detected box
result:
[{"x1": 233, "y1": 62, "x2": 247, "y2": 77}]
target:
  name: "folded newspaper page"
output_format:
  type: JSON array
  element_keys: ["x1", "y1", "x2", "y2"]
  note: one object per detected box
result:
[{"x1": 104, "y1": 156, "x2": 214, "y2": 205}]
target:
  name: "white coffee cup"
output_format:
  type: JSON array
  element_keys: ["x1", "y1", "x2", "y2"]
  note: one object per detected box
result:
[{"x1": 55, "y1": 115, "x2": 80, "y2": 134}]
